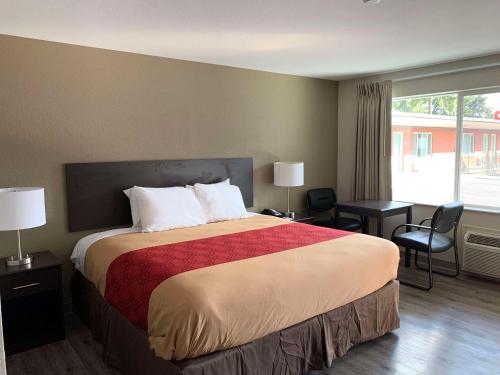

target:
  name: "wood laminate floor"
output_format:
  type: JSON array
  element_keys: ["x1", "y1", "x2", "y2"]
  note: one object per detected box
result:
[{"x1": 6, "y1": 264, "x2": 500, "y2": 375}]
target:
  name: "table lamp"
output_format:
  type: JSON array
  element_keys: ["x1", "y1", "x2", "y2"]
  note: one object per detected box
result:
[
  {"x1": 0, "y1": 188, "x2": 46, "y2": 266},
  {"x1": 274, "y1": 162, "x2": 304, "y2": 218}
]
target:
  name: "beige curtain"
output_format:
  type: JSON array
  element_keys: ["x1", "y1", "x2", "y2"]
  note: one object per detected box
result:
[{"x1": 352, "y1": 80, "x2": 392, "y2": 200}]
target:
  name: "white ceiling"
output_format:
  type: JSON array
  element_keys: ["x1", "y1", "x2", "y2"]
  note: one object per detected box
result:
[{"x1": 2, "y1": 0, "x2": 500, "y2": 80}]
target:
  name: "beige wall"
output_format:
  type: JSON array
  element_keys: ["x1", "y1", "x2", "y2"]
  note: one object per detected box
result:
[
  {"x1": 0, "y1": 35, "x2": 338, "y2": 302},
  {"x1": 337, "y1": 55, "x2": 500, "y2": 261}
]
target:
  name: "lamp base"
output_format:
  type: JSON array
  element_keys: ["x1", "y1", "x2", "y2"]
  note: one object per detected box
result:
[
  {"x1": 6, "y1": 254, "x2": 33, "y2": 267},
  {"x1": 285, "y1": 211, "x2": 295, "y2": 219}
]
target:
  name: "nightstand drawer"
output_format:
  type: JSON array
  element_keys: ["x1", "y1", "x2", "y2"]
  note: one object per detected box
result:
[{"x1": 0, "y1": 267, "x2": 60, "y2": 301}]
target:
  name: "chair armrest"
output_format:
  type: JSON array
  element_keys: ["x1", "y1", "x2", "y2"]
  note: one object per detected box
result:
[
  {"x1": 418, "y1": 217, "x2": 433, "y2": 226},
  {"x1": 391, "y1": 223, "x2": 432, "y2": 238}
]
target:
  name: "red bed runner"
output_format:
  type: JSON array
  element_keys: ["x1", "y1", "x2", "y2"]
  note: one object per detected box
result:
[{"x1": 105, "y1": 223, "x2": 352, "y2": 330}]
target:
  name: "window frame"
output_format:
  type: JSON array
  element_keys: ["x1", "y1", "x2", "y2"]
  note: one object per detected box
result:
[{"x1": 393, "y1": 86, "x2": 500, "y2": 213}]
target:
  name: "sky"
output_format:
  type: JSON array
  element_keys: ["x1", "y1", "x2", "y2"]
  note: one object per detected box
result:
[{"x1": 485, "y1": 92, "x2": 500, "y2": 112}]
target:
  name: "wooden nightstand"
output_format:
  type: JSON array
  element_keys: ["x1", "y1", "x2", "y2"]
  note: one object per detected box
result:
[
  {"x1": 0, "y1": 251, "x2": 65, "y2": 355},
  {"x1": 287, "y1": 213, "x2": 315, "y2": 224}
]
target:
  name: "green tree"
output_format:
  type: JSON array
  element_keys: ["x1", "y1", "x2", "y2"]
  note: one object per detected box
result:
[
  {"x1": 393, "y1": 95, "x2": 493, "y2": 119},
  {"x1": 393, "y1": 97, "x2": 432, "y2": 114},
  {"x1": 463, "y1": 95, "x2": 493, "y2": 118},
  {"x1": 431, "y1": 96, "x2": 456, "y2": 116}
]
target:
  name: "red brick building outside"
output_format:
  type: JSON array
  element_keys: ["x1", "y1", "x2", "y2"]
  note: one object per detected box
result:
[{"x1": 392, "y1": 112, "x2": 500, "y2": 173}]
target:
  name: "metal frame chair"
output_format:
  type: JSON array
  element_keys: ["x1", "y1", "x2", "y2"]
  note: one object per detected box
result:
[{"x1": 391, "y1": 202, "x2": 464, "y2": 291}]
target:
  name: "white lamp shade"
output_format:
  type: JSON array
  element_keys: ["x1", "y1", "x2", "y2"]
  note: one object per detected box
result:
[
  {"x1": 274, "y1": 162, "x2": 304, "y2": 187},
  {"x1": 0, "y1": 188, "x2": 46, "y2": 231}
]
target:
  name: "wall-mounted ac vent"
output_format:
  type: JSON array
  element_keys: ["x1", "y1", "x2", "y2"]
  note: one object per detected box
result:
[
  {"x1": 463, "y1": 229, "x2": 500, "y2": 280},
  {"x1": 466, "y1": 233, "x2": 500, "y2": 248}
]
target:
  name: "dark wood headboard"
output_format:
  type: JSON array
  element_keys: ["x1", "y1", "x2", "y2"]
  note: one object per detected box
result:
[{"x1": 65, "y1": 158, "x2": 253, "y2": 232}]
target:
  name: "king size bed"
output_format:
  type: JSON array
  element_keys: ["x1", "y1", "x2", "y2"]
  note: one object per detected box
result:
[{"x1": 66, "y1": 158, "x2": 400, "y2": 375}]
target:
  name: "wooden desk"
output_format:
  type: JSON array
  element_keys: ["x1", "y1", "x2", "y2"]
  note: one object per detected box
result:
[{"x1": 335, "y1": 200, "x2": 414, "y2": 266}]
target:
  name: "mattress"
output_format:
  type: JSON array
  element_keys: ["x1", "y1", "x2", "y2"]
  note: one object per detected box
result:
[{"x1": 73, "y1": 214, "x2": 399, "y2": 361}]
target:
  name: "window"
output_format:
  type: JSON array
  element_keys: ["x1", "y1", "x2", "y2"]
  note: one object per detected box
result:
[
  {"x1": 459, "y1": 93, "x2": 500, "y2": 209},
  {"x1": 413, "y1": 133, "x2": 432, "y2": 157},
  {"x1": 392, "y1": 90, "x2": 500, "y2": 210},
  {"x1": 392, "y1": 94, "x2": 457, "y2": 205},
  {"x1": 462, "y1": 134, "x2": 474, "y2": 156},
  {"x1": 482, "y1": 134, "x2": 489, "y2": 153},
  {"x1": 491, "y1": 134, "x2": 497, "y2": 166},
  {"x1": 482, "y1": 134, "x2": 489, "y2": 167},
  {"x1": 392, "y1": 132, "x2": 403, "y2": 172}
]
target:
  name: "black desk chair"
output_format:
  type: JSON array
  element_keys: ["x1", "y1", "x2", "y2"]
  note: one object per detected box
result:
[
  {"x1": 306, "y1": 188, "x2": 362, "y2": 232},
  {"x1": 391, "y1": 201, "x2": 464, "y2": 291}
]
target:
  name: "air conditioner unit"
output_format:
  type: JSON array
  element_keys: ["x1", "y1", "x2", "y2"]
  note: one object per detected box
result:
[{"x1": 463, "y1": 228, "x2": 500, "y2": 280}]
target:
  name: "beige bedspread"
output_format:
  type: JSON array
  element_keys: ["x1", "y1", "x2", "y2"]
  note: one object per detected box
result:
[{"x1": 84, "y1": 215, "x2": 399, "y2": 360}]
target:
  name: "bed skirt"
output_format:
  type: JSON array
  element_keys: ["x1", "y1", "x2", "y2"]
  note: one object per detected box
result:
[{"x1": 71, "y1": 271, "x2": 399, "y2": 375}]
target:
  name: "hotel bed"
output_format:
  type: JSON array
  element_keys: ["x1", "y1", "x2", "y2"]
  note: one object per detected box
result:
[{"x1": 66, "y1": 158, "x2": 400, "y2": 375}]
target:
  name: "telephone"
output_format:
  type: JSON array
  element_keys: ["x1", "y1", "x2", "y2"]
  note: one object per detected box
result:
[{"x1": 261, "y1": 208, "x2": 285, "y2": 218}]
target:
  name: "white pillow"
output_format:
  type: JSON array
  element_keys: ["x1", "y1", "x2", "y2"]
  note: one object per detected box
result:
[
  {"x1": 185, "y1": 178, "x2": 230, "y2": 189},
  {"x1": 193, "y1": 182, "x2": 247, "y2": 223},
  {"x1": 123, "y1": 187, "x2": 141, "y2": 227},
  {"x1": 125, "y1": 180, "x2": 229, "y2": 228},
  {"x1": 135, "y1": 187, "x2": 207, "y2": 232}
]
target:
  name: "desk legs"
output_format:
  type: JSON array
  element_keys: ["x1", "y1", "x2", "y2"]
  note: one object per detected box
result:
[
  {"x1": 362, "y1": 216, "x2": 369, "y2": 234},
  {"x1": 377, "y1": 216, "x2": 384, "y2": 237},
  {"x1": 404, "y1": 206, "x2": 413, "y2": 267},
  {"x1": 361, "y1": 216, "x2": 383, "y2": 236}
]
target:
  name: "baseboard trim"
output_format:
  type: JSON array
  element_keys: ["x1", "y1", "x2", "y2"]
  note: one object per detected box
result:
[{"x1": 462, "y1": 270, "x2": 500, "y2": 283}]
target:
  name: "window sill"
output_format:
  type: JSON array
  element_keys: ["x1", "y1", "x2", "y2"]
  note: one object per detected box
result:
[
  {"x1": 463, "y1": 205, "x2": 500, "y2": 215},
  {"x1": 394, "y1": 200, "x2": 500, "y2": 215}
]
